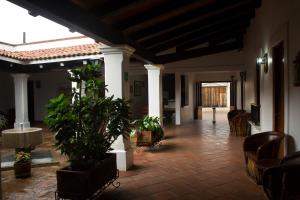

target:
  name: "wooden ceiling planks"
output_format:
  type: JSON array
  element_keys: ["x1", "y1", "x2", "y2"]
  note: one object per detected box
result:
[{"x1": 8, "y1": 0, "x2": 261, "y2": 64}]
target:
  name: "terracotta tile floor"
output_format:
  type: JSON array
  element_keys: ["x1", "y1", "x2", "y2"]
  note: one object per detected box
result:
[{"x1": 1, "y1": 112, "x2": 266, "y2": 200}]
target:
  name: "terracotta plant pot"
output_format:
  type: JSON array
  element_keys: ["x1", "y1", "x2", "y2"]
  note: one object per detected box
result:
[
  {"x1": 56, "y1": 153, "x2": 117, "y2": 200},
  {"x1": 137, "y1": 131, "x2": 153, "y2": 146},
  {"x1": 14, "y1": 161, "x2": 31, "y2": 178}
]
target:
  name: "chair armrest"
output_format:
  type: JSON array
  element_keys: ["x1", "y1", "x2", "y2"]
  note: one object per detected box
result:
[
  {"x1": 257, "y1": 139, "x2": 281, "y2": 160},
  {"x1": 243, "y1": 134, "x2": 265, "y2": 152},
  {"x1": 281, "y1": 151, "x2": 300, "y2": 163}
]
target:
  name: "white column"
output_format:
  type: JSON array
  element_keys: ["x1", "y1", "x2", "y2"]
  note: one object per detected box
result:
[
  {"x1": 144, "y1": 64, "x2": 164, "y2": 125},
  {"x1": 12, "y1": 74, "x2": 30, "y2": 129},
  {"x1": 175, "y1": 73, "x2": 181, "y2": 125},
  {"x1": 226, "y1": 83, "x2": 230, "y2": 108},
  {"x1": 68, "y1": 70, "x2": 86, "y2": 102},
  {"x1": 101, "y1": 45, "x2": 135, "y2": 171}
]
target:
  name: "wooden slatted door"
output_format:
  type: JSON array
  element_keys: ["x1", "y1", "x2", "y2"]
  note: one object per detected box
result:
[{"x1": 202, "y1": 86, "x2": 227, "y2": 107}]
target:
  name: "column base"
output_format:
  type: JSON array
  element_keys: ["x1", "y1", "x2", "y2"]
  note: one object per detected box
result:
[
  {"x1": 14, "y1": 122, "x2": 30, "y2": 129},
  {"x1": 110, "y1": 148, "x2": 133, "y2": 171}
]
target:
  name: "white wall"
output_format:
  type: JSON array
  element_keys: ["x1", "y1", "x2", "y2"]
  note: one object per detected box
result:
[
  {"x1": 180, "y1": 73, "x2": 195, "y2": 123},
  {"x1": 29, "y1": 71, "x2": 70, "y2": 121},
  {"x1": 243, "y1": 0, "x2": 300, "y2": 151}
]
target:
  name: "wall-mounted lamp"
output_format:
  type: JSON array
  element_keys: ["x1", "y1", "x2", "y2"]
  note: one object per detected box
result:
[
  {"x1": 257, "y1": 53, "x2": 268, "y2": 74},
  {"x1": 39, "y1": 65, "x2": 44, "y2": 69},
  {"x1": 60, "y1": 62, "x2": 65, "y2": 67},
  {"x1": 83, "y1": 60, "x2": 88, "y2": 65}
]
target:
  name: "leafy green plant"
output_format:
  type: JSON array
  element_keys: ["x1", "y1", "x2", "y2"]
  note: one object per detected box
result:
[
  {"x1": 44, "y1": 63, "x2": 131, "y2": 170},
  {"x1": 15, "y1": 151, "x2": 31, "y2": 163},
  {"x1": 132, "y1": 116, "x2": 164, "y2": 143},
  {"x1": 0, "y1": 113, "x2": 7, "y2": 130}
]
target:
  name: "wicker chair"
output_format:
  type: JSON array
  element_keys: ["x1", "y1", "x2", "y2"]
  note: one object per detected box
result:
[
  {"x1": 227, "y1": 110, "x2": 245, "y2": 134},
  {"x1": 263, "y1": 151, "x2": 300, "y2": 200},
  {"x1": 243, "y1": 132, "x2": 284, "y2": 184}
]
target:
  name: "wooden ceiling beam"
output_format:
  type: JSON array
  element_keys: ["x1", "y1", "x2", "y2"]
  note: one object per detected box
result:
[
  {"x1": 158, "y1": 41, "x2": 243, "y2": 64},
  {"x1": 102, "y1": 0, "x2": 168, "y2": 24},
  {"x1": 116, "y1": 0, "x2": 210, "y2": 30},
  {"x1": 142, "y1": 13, "x2": 252, "y2": 47},
  {"x1": 128, "y1": 0, "x2": 260, "y2": 40},
  {"x1": 88, "y1": 0, "x2": 140, "y2": 18},
  {"x1": 176, "y1": 29, "x2": 246, "y2": 52},
  {"x1": 148, "y1": 21, "x2": 248, "y2": 53}
]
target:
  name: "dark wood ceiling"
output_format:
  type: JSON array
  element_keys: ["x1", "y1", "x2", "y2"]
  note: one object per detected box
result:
[{"x1": 9, "y1": 0, "x2": 261, "y2": 64}]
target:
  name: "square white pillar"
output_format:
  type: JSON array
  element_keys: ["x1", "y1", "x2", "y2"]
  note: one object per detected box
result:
[
  {"x1": 175, "y1": 73, "x2": 181, "y2": 125},
  {"x1": 144, "y1": 64, "x2": 164, "y2": 125},
  {"x1": 12, "y1": 74, "x2": 30, "y2": 129},
  {"x1": 101, "y1": 45, "x2": 135, "y2": 171}
]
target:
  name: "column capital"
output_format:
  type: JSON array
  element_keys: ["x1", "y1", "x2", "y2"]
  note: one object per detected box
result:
[
  {"x1": 144, "y1": 64, "x2": 164, "y2": 71},
  {"x1": 100, "y1": 45, "x2": 135, "y2": 56},
  {"x1": 11, "y1": 73, "x2": 29, "y2": 79}
]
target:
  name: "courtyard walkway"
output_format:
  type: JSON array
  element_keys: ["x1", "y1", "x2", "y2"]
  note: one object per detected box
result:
[{"x1": 2, "y1": 114, "x2": 265, "y2": 200}]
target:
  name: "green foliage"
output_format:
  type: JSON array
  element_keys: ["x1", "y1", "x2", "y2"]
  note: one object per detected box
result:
[
  {"x1": 0, "y1": 113, "x2": 7, "y2": 129},
  {"x1": 15, "y1": 151, "x2": 31, "y2": 163},
  {"x1": 132, "y1": 116, "x2": 164, "y2": 143},
  {"x1": 44, "y1": 63, "x2": 131, "y2": 169}
]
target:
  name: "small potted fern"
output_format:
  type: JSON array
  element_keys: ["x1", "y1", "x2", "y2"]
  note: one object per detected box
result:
[
  {"x1": 132, "y1": 116, "x2": 164, "y2": 146},
  {"x1": 14, "y1": 151, "x2": 31, "y2": 178}
]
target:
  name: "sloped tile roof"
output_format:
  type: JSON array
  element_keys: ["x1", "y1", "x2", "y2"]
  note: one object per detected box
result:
[{"x1": 0, "y1": 43, "x2": 102, "y2": 61}]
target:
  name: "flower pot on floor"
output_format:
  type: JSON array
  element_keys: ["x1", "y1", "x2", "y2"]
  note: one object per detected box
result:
[
  {"x1": 137, "y1": 131, "x2": 153, "y2": 146},
  {"x1": 14, "y1": 161, "x2": 31, "y2": 178}
]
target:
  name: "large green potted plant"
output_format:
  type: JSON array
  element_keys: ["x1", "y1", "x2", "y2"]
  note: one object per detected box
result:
[
  {"x1": 45, "y1": 63, "x2": 131, "y2": 199},
  {"x1": 131, "y1": 116, "x2": 164, "y2": 146}
]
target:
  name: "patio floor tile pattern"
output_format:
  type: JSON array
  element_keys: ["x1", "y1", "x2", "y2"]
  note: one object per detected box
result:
[{"x1": 2, "y1": 115, "x2": 266, "y2": 199}]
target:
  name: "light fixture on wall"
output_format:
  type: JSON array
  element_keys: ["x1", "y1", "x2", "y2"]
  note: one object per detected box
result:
[{"x1": 257, "y1": 53, "x2": 268, "y2": 74}]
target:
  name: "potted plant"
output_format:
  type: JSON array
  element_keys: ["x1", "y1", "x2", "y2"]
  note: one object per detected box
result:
[
  {"x1": 132, "y1": 116, "x2": 164, "y2": 146},
  {"x1": 45, "y1": 63, "x2": 131, "y2": 199},
  {"x1": 14, "y1": 151, "x2": 31, "y2": 178}
]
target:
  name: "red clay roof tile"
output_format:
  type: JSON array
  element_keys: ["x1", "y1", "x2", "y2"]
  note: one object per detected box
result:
[{"x1": 0, "y1": 43, "x2": 102, "y2": 61}]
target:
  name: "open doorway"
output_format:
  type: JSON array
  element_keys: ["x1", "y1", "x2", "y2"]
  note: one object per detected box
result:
[{"x1": 195, "y1": 82, "x2": 231, "y2": 122}]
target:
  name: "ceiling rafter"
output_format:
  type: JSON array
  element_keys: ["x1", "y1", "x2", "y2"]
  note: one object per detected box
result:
[
  {"x1": 141, "y1": 13, "x2": 252, "y2": 48},
  {"x1": 116, "y1": 0, "x2": 213, "y2": 30},
  {"x1": 148, "y1": 21, "x2": 249, "y2": 53},
  {"x1": 158, "y1": 41, "x2": 243, "y2": 64},
  {"x1": 88, "y1": 0, "x2": 140, "y2": 18},
  {"x1": 176, "y1": 29, "x2": 246, "y2": 52},
  {"x1": 128, "y1": 0, "x2": 260, "y2": 40},
  {"x1": 137, "y1": 10, "x2": 254, "y2": 44}
]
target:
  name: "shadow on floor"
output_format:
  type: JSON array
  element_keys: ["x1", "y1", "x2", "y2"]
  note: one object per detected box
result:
[{"x1": 145, "y1": 143, "x2": 178, "y2": 153}]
